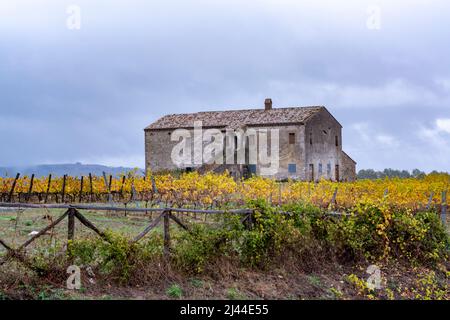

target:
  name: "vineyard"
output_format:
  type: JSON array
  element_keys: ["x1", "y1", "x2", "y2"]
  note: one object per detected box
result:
[
  {"x1": 1, "y1": 171, "x2": 449, "y2": 211},
  {"x1": 0, "y1": 171, "x2": 449, "y2": 300}
]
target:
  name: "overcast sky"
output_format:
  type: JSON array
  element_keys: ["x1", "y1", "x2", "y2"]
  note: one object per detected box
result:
[{"x1": 0, "y1": 0, "x2": 449, "y2": 172}]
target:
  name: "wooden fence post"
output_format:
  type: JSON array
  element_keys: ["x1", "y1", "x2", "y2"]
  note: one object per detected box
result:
[
  {"x1": 44, "y1": 174, "x2": 52, "y2": 204},
  {"x1": 243, "y1": 210, "x2": 254, "y2": 230},
  {"x1": 131, "y1": 184, "x2": 139, "y2": 208},
  {"x1": 108, "y1": 175, "x2": 113, "y2": 203},
  {"x1": 89, "y1": 173, "x2": 93, "y2": 202},
  {"x1": 120, "y1": 176, "x2": 126, "y2": 199},
  {"x1": 61, "y1": 174, "x2": 67, "y2": 203},
  {"x1": 8, "y1": 173, "x2": 20, "y2": 202},
  {"x1": 26, "y1": 174, "x2": 34, "y2": 202},
  {"x1": 68, "y1": 208, "x2": 75, "y2": 242},
  {"x1": 163, "y1": 211, "x2": 171, "y2": 257},
  {"x1": 102, "y1": 171, "x2": 108, "y2": 189},
  {"x1": 442, "y1": 191, "x2": 447, "y2": 226},
  {"x1": 102, "y1": 172, "x2": 112, "y2": 203},
  {"x1": 79, "y1": 175, "x2": 84, "y2": 203}
]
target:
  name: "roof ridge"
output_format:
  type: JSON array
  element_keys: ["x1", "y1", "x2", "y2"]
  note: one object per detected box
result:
[
  {"x1": 198, "y1": 105, "x2": 324, "y2": 113},
  {"x1": 151, "y1": 105, "x2": 324, "y2": 117},
  {"x1": 145, "y1": 106, "x2": 326, "y2": 130}
]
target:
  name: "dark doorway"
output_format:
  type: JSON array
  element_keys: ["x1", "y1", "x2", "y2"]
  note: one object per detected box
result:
[{"x1": 335, "y1": 165, "x2": 340, "y2": 182}]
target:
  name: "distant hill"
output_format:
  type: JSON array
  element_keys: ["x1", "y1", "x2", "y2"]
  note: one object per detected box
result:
[{"x1": 0, "y1": 163, "x2": 143, "y2": 178}]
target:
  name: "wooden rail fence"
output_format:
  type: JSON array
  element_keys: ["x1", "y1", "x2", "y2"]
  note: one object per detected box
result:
[
  {"x1": 0, "y1": 190, "x2": 448, "y2": 272},
  {"x1": 0, "y1": 202, "x2": 253, "y2": 271}
]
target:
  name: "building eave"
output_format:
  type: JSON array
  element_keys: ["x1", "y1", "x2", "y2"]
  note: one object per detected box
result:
[{"x1": 342, "y1": 150, "x2": 357, "y2": 164}]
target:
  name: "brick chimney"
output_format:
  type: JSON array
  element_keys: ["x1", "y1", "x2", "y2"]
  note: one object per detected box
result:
[{"x1": 264, "y1": 98, "x2": 272, "y2": 111}]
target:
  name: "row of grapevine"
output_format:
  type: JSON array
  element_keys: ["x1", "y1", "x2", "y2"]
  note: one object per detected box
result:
[{"x1": 0, "y1": 171, "x2": 449, "y2": 210}]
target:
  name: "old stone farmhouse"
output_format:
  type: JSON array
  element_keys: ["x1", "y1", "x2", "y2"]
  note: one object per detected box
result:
[{"x1": 145, "y1": 99, "x2": 356, "y2": 181}]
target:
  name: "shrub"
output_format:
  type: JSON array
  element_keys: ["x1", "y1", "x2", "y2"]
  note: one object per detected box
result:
[
  {"x1": 240, "y1": 199, "x2": 300, "y2": 267},
  {"x1": 173, "y1": 224, "x2": 231, "y2": 273},
  {"x1": 388, "y1": 210, "x2": 449, "y2": 263},
  {"x1": 29, "y1": 200, "x2": 448, "y2": 284},
  {"x1": 324, "y1": 203, "x2": 387, "y2": 261},
  {"x1": 68, "y1": 230, "x2": 162, "y2": 281},
  {"x1": 282, "y1": 202, "x2": 322, "y2": 234}
]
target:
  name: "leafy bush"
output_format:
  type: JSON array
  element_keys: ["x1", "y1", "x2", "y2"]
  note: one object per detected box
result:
[
  {"x1": 240, "y1": 199, "x2": 301, "y2": 267},
  {"x1": 282, "y1": 202, "x2": 322, "y2": 234},
  {"x1": 173, "y1": 223, "x2": 231, "y2": 273},
  {"x1": 173, "y1": 200, "x2": 301, "y2": 270},
  {"x1": 68, "y1": 230, "x2": 163, "y2": 281},
  {"x1": 389, "y1": 210, "x2": 449, "y2": 262},
  {"x1": 323, "y1": 203, "x2": 388, "y2": 261},
  {"x1": 40, "y1": 200, "x2": 449, "y2": 282}
]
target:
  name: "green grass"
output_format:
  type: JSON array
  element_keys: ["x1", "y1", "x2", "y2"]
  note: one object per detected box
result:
[
  {"x1": 0, "y1": 216, "x2": 16, "y2": 221},
  {"x1": 308, "y1": 275, "x2": 322, "y2": 287},
  {"x1": 189, "y1": 278, "x2": 203, "y2": 288},
  {"x1": 227, "y1": 288, "x2": 247, "y2": 300},
  {"x1": 0, "y1": 208, "x2": 160, "y2": 244},
  {"x1": 166, "y1": 284, "x2": 183, "y2": 299}
]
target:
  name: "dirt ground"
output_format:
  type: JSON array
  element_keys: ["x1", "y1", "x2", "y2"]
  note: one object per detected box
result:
[{"x1": 1, "y1": 256, "x2": 448, "y2": 300}]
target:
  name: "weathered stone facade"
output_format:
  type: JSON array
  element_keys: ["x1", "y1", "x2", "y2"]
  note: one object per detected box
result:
[{"x1": 145, "y1": 100, "x2": 356, "y2": 181}]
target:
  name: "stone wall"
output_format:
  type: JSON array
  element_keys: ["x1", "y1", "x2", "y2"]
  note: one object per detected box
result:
[
  {"x1": 340, "y1": 151, "x2": 357, "y2": 182},
  {"x1": 145, "y1": 125, "x2": 306, "y2": 179},
  {"x1": 304, "y1": 109, "x2": 343, "y2": 181},
  {"x1": 244, "y1": 125, "x2": 305, "y2": 180},
  {"x1": 145, "y1": 129, "x2": 182, "y2": 172},
  {"x1": 145, "y1": 109, "x2": 356, "y2": 181}
]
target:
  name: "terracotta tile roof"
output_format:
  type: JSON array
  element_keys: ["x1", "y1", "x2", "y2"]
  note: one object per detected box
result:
[{"x1": 145, "y1": 106, "x2": 325, "y2": 130}]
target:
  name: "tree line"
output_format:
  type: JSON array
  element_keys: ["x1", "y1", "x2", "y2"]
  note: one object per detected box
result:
[{"x1": 357, "y1": 168, "x2": 449, "y2": 179}]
